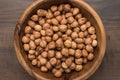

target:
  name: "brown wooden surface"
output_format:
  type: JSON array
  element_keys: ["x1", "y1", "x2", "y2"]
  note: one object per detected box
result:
[{"x1": 0, "y1": 0, "x2": 120, "y2": 80}]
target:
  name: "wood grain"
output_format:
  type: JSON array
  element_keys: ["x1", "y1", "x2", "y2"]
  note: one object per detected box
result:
[{"x1": 0, "y1": 0, "x2": 120, "y2": 80}]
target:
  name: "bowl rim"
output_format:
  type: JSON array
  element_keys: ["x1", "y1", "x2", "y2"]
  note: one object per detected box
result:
[{"x1": 14, "y1": 0, "x2": 106, "y2": 80}]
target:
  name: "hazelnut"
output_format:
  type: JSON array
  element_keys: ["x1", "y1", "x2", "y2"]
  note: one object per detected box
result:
[
  {"x1": 37, "y1": 9, "x2": 47, "y2": 17},
  {"x1": 77, "y1": 44, "x2": 85, "y2": 49},
  {"x1": 59, "y1": 25, "x2": 67, "y2": 32},
  {"x1": 56, "y1": 60, "x2": 62, "y2": 69},
  {"x1": 83, "y1": 58, "x2": 87, "y2": 64},
  {"x1": 40, "y1": 30, "x2": 46, "y2": 36},
  {"x1": 41, "y1": 66, "x2": 48, "y2": 72},
  {"x1": 65, "y1": 68, "x2": 71, "y2": 73},
  {"x1": 56, "y1": 16, "x2": 62, "y2": 22},
  {"x1": 53, "y1": 34, "x2": 59, "y2": 41},
  {"x1": 60, "y1": 18, "x2": 67, "y2": 25},
  {"x1": 66, "y1": 29, "x2": 72, "y2": 36},
  {"x1": 65, "y1": 12, "x2": 72, "y2": 18},
  {"x1": 62, "y1": 62, "x2": 68, "y2": 69},
  {"x1": 39, "y1": 18, "x2": 45, "y2": 26},
  {"x1": 46, "y1": 62, "x2": 52, "y2": 70},
  {"x1": 36, "y1": 46, "x2": 43, "y2": 53},
  {"x1": 82, "y1": 49, "x2": 88, "y2": 57},
  {"x1": 84, "y1": 30, "x2": 88, "y2": 37},
  {"x1": 31, "y1": 15, "x2": 39, "y2": 21},
  {"x1": 88, "y1": 26, "x2": 95, "y2": 34},
  {"x1": 75, "y1": 38, "x2": 84, "y2": 44},
  {"x1": 90, "y1": 34, "x2": 97, "y2": 40},
  {"x1": 51, "y1": 18, "x2": 59, "y2": 26},
  {"x1": 48, "y1": 50, "x2": 55, "y2": 58},
  {"x1": 22, "y1": 36, "x2": 30, "y2": 43},
  {"x1": 39, "y1": 57, "x2": 47, "y2": 65},
  {"x1": 75, "y1": 58, "x2": 83, "y2": 65},
  {"x1": 32, "y1": 59, "x2": 38, "y2": 65},
  {"x1": 30, "y1": 35, "x2": 35, "y2": 40},
  {"x1": 87, "y1": 53, "x2": 94, "y2": 61},
  {"x1": 75, "y1": 14, "x2": 82, "y2": 20},
  {"x1": 35, "y1": 51, "x2": 39, "y2": 56},
  {"x1": 45, "y1": 36, "x2": 52, "y2": 42},
  {"x1": 58, "y1": 4, "x2": 63, "y2": 12},
  {"x1": 85, "y1": 38, "x2": 92, "y2": 44},
  {"x1": 41, "y1": 51, "x2": 48, "y2": 58},
  {"x1": 50, "y1": 58, "x2": 57, "y2": 66},
  {"x1": 54, "y1": 70, "x2": 62, "y2": 77},
  {"x1": 43, "y1": 23, "x2": 50, "y2": 30},
  {"x1": 56, "y1": 52, "x2": 62, "y2": 59},
  {"x1": 24, "y1": 26, "x2": 32, "y2": 34},
  {"x1": 65, "y1": 58, "x2": 72, "y2": 67},
  {"x1": 71, "y1": 20, "x2": 78, "y2": 28},
  {"x1": 51, "y1": 5, "x2": 57, "y2": 12},
  {"x1": 28, "y1": 20, "x2": 36, "y2": 28},
  {"x1": 72, "y1": 8, "x2": 79, "y2": 16},
  {"x1": 86, "y1": 21, "x2": 91, "y2": 28},
  {"x1": 70, "y1": 63, "x2": 76, "y2": 70},
  {"x1": 69, "y1": 49, "x2": 75, "y2": 56},
  {"x1": 54, "y1": 11, "x2": 60, "y2": 17},
  {"x1": 61, "y1": 48, "x2": 69, "y2": 57},
  {"x1": 64, "y1": 40, "x2": 72, "y2": 48},
  {"x1": 48, "y1": 41, "x2": 55, "y2": 49},
  {"x1": 64, "y1": 4, "x2": 71, "y2": 12},
  {"x1": 40, "y1": 40, "x2": 47, "y2": 48},
  {"x1": 75, "y1": 49, "x2": 82, "y2": 58},
  {"x1": 62, "y1": 34, "x2": 68, "y2": 41},
  {"x1": 92, "y1": 40, "x2": 97, "y2": 47},
  {"x1": 23, "y1": 44, "x2": 29, "y2": 51},
  {"x1": 29, "y1": 50, "x2": 35, "y2": 55},
  {"x1": 86, "y1": 45, "x2": 93, "y2": 52},
  {"x1": 34, "y1": 39, "x2": 41, "y2": 45},
  {"x1": 67, "y1": 16, "x2": 74, "y2": 24},
  {"x1": 56, "y1": 38, "x2": 63, "y2": 49},
  {"x1": 78, "y1": 17, "x2": 87, "y2": 25},
  {"x1": 46, "y1": 29, "x2": 53, "y2": 36},
  {"x1": 79, "y1": 32, "x2": 85, "y2": 38},
  {"x1": 28, "y1": 54, "x2": 35, "y2": 60},
  {"x1": 80, "y1": 24, "x2": 87, "y2": 31},
  {"x1": 71, "y1": 32, "x2": 78, "y2": 39},
  {"x1": 46, "y1": 11, "x2": 53, "y2": 19},
  {"x1": 73, "y1": 27, "x2": 80, "y2": 33},
  {"x1": 75, "y1": 65, "x2": 83, "y2": 71},
  {"x1": 33, "y1": 31, "x2": 40, "y2": 38},
  {"x1": 29, "y1": 40, "x2": 36, "y2": 49},
  {"x1": 52, "y1": 26, "x2": 59, "y2": 32},
  {"x1": 71, "y1": 41, "x2": 77, "y2": 49}
]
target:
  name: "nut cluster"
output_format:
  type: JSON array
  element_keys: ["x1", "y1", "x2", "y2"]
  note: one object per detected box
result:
[{"x1": 22, "y1": 4, "x2": 97, "y2": 77}]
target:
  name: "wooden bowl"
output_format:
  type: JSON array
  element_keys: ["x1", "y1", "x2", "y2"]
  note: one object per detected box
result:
[{"x1": 14, "y1": 0, "x2": 106, "y2": 80}]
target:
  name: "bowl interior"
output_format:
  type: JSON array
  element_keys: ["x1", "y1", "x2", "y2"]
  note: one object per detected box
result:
[{"x1": 15, "y1": 0, "x2": 106, "y2": 80}]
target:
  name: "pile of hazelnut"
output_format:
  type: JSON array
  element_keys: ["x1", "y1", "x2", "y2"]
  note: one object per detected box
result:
[{"x1": 22, "y1": 4, "x2": 97, "y2": 77}]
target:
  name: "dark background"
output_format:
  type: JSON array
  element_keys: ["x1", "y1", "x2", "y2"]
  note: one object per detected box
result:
[{"x1": 0, "y1": 0, "x2": 120, "y2": 80}]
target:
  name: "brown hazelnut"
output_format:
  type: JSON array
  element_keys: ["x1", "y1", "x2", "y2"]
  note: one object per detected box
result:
[
  {"x1": 32, "y1": 59, "x2": 38, "y2": 65},
  {"x1": 71, "y1": 41, "x2": 77, "y2": 49},
  {"x1": 54, "y1": 11, "x2": 60, "y2": 17},
  {"x1": 60, "y1": 18, "x2": 67, "y2": 25},
  {"x1": 62, "y1": 34, "x2": 68, "y2": 41},
  {"x1": 24, "y1": 26, "x2": 32, "y2": 34},
  {"x1": 28, "y1": 20, "x2": 36, "y2": 28},
  {"x1": 74, "y1": 27, "x2": 80, "y2": 33},
  {"x1": 28, "y1": 54, "x2": 35, "y2": 60},
  {"x1": 90, "y1": 34, "x2": 97, "y2": 40},
  {"x1": 29, "y1": 40, "x2": 36, "y2": 49},
  {"x1": 62, "y1": 62, "x2": 68, "y2": 69},
  {"x1": 35, "y1": 51, "x2": 39, "y2": 56},
  {"x1": 82, "y1": 49, "x2": 88, "y2": 57},
  {"x1": 75, "y1": 49, "x2": 82, "y2": 58},
  {"x1": 46, "y1": 62, "x2": 52, "y2": 70},
  {"x1": 80, "y1": 24, "x2": 87, "y2": 31},
  {"x1": 23, "y1": 44, "x2": 29, "y2": 51},
  {"x1": 79, "y1": 32, "x2": 85, "y2": 38},
  {"x1": 87, "y1": 53, "x2": 94, "y2": 61},
  {"x1": 56, "y1": 52, "x2": 63, "y2": 59},
  {"x1": 34, "y1": 39, "x2": 41, "y2": 45},
  {"x1": 67, "y1": 16, "x2": 74, "y2": 24},
  {"x1": 61, "y1": 48, "x2": 69, "y2": 57},
  {"x1": 72, "y1": 8, "x2": 79, "y2": 16},
  {"x1": 69, "y1": 49, "x2": 75, "y2": 56},
  {"x1": 33, "y1": 31, "x2": 40, "y2": 38},
  {"x1": 54, "y1": 70, "x2": 62, "y2": 77},
  {"x1": 75, "y1": 14, "x2": 82, "y2": 20},
  {"x1": 56, "y1": 60, "x2": 61, "y2": 69},
  {"x1": 65, "y1": 68, "x2": 71, "y2": 73},
  {"x1": 71, "y1": 32, "x2": 78, "y2": 39},
  {"x1": 75, "y1": 65, "x2": 83, "y2": 71},
  {"x1": 53, "y1": 34, "x2": 59, "y2": 41},
  {"x1": 65, "y1": 58, "x2": 72, "y2": 67},
  {"x1": 46, "y1": 29, "x2": 53, "y2": 36},
  {"x1": 70, "y1": 63, "x2": 76, "y2": 70},
  {"x1": 52, "y1": 26, "x2": 59, "y2": 32},
  {"x1": 64, "y1": 4, "x2": 71, "y2": 12},
  {"x1": 83, "y1": 58, "x2": 87, "y2": 64},
  {"x1": 37, "y1": 9, "x2": 47, "y2": 17},
  {"x1": 51, "y1": 18, "x2": 59, "y2": 26},
  {"x1": 84, "y1": 30, "x2": 88, "y2": 37},
  {"x1": 41, "y1": 66, "x2": 48, "y2": 72},
  {"x1": 39, "y1": 18, "x2": 45, "y2": 26},
  {"x1": 43, "y1": 23, "x2": 50, "y2": 30},
  {"x1": 29, "y1": 50, "x2": 35, "y2": 55},
  {"x1": 48, "y1": 50, "x2": 55, "y2": 58},
  {"x1": 86, "y1": 21, "x2": 91, "y2": 28},
  {"x1": 30, "y1": 35, "x2": 35, "y2": 40},
  {"x1": 75, "y1": 38, "x2": 84, "y2": 44},
  {"x1": 51, "y1": 5, "x2": 57, "y2": 12},
  {"x1": 39, "y1": 57, "x2": 47, "y2": 65},
  {"x1": 86, "y1": 45, "x2": 93, "y2": 52},
  {"x1": 40, "y1": 30, "x2": 46, "y2": 36},
  {"x1": 85, "y1": 38, "x2": 92, "y2": 44},
  {"x1": 92, "y1": 40, "x2": 97, "y2": 47},
  {"x1": 59, "y1": 25, "x2": 67, "y2": 32},
  {"x1": 75, "y1": 58, "x2": 83, "y2": 65},
  {"x1": 46, "y1": 19, "x2": 52, "y2": 24},
  {"x1": 45, "y1": 36, "x2": 52, "y2": 42},
  {"x1": 31, "y1": 15, "x2": 39, "y2": 21},
  {"x1": 71, "y1": 20, "x2": 78, "y2": 28},
  {"x1": 58, "y1": 4, "x2": 63, "y2": 12},
  {"x1": 88, "y1": 26, "x2": 95, "y2": 34},
  {"x1": 56, "y1": 16, "x2": 62, "y2": 22},
  {"x1": 50, "y1": 58, "x2": 57, "y2": 66},
  {"x1": 46, "y1": 11, "x2": 53, "y2": 19},
  {"x1": 64, "y1": 40, "x2": 72, "y2": 48},
  {"x1": 56, "y1": 38, "x2": 63, "y2": 49},
  {"x1": 48, "y1": 41, "x2": 55, "y2": 49},
  {"x1": 22, "y1": 36, "x2": 30, "y2": 43},
  {"x1": 39, "y1": 40, "x2": 47, "y2": 48},
  {"x1": 66, "y1": 29, "x2": 72, "y2": 36},
  {"x1": 41, "y1": 51, "x2": 48, "y2": 58},
  {"x1": 77, "y1": 44, "x2": 85, "y2": 49},
  {"x1": 65, "y1": 12, "x2": 72, "y2": 18},
  {"x1": 36, "y1": 46, "x2": 43, "y2": 53},
  {"x1": 78, "y1": 17, "x2": 87, "y2": 25}
]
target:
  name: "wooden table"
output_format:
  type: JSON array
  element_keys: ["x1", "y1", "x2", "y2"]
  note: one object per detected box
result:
[{"x1": 0, "y1": 0, "x2": 120, "y2": 80}]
